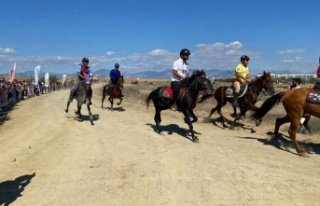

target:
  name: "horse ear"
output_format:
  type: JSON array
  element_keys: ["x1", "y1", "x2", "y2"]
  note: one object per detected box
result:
[{"x1": 263, "y1": 71, "x2": 266, "y2": 75}]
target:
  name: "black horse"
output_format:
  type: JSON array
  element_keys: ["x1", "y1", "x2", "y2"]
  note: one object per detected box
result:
[
  {"x1": 65, "y1": 81, "x2": 93, "y2": 122},
  {"x1": 146, "y1": 70, "x2": 214, "y2": 142},
  {"x1": 199, "y1": 71, "x2": 275, "y2": 129}
]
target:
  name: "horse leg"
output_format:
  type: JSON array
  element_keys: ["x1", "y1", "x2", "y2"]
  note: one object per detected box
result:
[
  {"x1": 117, "y1": 97, "x2": 123, "y2": 106},
  {"x1": 101, "y1": 94, "x2": 105, "y2": 108},
  {"x1": 154, "y1": 108, "x2": 162, "y2": 133},
  {"x1": 216, "y1": 107, "x2": 229, "y2": 128},
  {"x1": 268, "y1": 115, "x2": 290, "y2": 141},
  {"x1": 65, "y1": 99, "x2": 72, "y2": 113},
  {"x1": 302, "y1": 114, "x2": 312, "y2": 134},
  {"x1": 189, "y1": 110, "x2": 198, "y2": 123},
  {"x1": 87, "y1": 101, "x2": 93, "y2": 121},
  {"x1": 108, "y1": 96, "x2": 113, "y2": 110},
  {"x1": 229, "y1": 113, "x2": 242, "y2": 130},
  {"x1": 182, "y1": 109, "x2": 198, "y2": 142},
  {"x1": 209, "y1": 106, "x2": 218, "y2": 118},
  {"x1": 288, "y1": 119, "x2": 305, "y2": 155}
]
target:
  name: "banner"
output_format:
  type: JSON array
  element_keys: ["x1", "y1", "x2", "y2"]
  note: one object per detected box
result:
[
  {"x1": 45, "y1": 72, "x2": 50, "y2": 87},
  {"x1": 34, "y1": 65, "x2": 41, "y2": 85},
  {"x1": 9, "y1": 62, "x2": 16, "y2": 82}
]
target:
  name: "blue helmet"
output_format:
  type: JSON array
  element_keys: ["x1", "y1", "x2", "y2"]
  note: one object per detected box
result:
[{"x1": 115, "y1": 63, "x2": 120, "y2": 68}]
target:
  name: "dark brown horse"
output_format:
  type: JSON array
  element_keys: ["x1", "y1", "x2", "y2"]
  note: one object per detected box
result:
[
  {"x1": 251, "y1": 88, "x2": 320, "y2": 156},
  {"x1": 101, "y1": 76, "x2": 124, "y2": 110},
  {"x1": 200, "y1": 71, "x2": 275, "y2": 129}
]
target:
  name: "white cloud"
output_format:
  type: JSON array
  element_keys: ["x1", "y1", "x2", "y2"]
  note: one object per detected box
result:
[
  {"x1": 0, "y1": 41, "x2": 261, "y2": 74},
  {"x1": 196, "y1": 42, "x2": 225, "y2": 51},
  {"x1": 225, "y1": 41, "x2": 242, "y2": 50},
  {"x1": 283, "y1": 56, "x2": 301, "y2": 63},
  {"x1": 106, "y1": 51, "x2": 115, "y2": 56},
  {"x1": 148, "y1": 49, "x2": 170, "y2": 56},
  {"x1": 278, "y1": 49, "x2": 305, "y2": 55},
  {"x1": 0, "y1": 47, "x2": 16, "y2": 54}
]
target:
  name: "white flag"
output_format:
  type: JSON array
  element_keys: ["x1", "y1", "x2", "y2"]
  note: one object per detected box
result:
[
  {"x1": 9, "y1": 62, "x2": 16, "y2": 82},
  {"x1": 34, "y1": 65, "x2": 41, "y2": 85},
  {"x1": 62, "y1": 74, "x2": 67, "y2": 84},
  {"x1": 45, "y1": 72, "x2": 50, "y2": 87}
]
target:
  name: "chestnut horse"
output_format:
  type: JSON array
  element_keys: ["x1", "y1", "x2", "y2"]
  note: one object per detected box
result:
[
  {"x1": 101, "y1": 76, "x2": 124, "y2": 110},
  {"x1": 251, "y1": 88, "x2": 320, "y2": 156},
  {"x1": 199, "y1": 71, "x2": 275, "y2": 129},
  {"x1": 146, "y1": 70, "x2": 214, "y2": 142}
]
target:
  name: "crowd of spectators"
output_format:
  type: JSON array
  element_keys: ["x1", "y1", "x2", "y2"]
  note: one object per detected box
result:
[{"x1": 0, "y1": 77, "x2": 74, "y2": 110}]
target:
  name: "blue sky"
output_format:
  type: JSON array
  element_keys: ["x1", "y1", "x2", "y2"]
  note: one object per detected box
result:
[{"x1": 0, "y1": 0, "x2": 319, "y2": 76}]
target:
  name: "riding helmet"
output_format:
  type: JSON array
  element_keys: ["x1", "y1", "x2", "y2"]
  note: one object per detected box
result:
[
  {"x1": 240, "y1": 55, "x2": 250, "y2": 61},
  {"x1": 115, "y1": 63, "x2": 120, "y2": 68},
  {"x1": 180, "y1": 48, "x2": 191, "y2": 56},
  {"x1": 82, "y1": 57, "x2": 89, "y2": 63}
]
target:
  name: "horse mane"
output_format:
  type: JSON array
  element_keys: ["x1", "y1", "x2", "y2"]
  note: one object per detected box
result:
[
  {"x1": 249, "y1": 71, "x2": 270, "y2": 86},
  {"x1": 188, "y1": 69, "x2": 206, "y2": 83}
]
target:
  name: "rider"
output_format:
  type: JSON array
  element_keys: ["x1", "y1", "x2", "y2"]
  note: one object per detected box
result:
[
  {"x1": 107, "y1": 63, "x2": 123, "y2": 96},
  {"x1": 170, "y1": 48, "x2": 190, "y2": 111},
  {"x1": 288, "y1": 77, "x2": 301, "y2": 90},
  {"x1": 68, "y1": 57, "x2": 91, "y2": 104},
  {"x1": 317, "y1": 56, "x2": 320, "y2": 78},
  {"x1": 315, "y1": 56, "x2": 320, "y2": 89},
  {"x1": 231, "y1": 55, "x2": 251, "y2": 107}
]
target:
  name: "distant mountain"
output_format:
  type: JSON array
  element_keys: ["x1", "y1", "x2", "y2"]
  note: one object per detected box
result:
[
  {"x1": 91, "y1": 69, "x2": 110, "y2": 76},
  {"x1": 1, "y1": 68, "x2": 308, "y2": 79}
]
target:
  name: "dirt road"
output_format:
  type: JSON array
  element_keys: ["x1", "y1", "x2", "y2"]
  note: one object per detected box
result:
[{"x1": 1, "y1": 84, "x2": 320, "y2": 206}]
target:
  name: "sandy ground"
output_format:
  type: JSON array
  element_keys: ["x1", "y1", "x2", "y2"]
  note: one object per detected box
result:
[{"x1": 1, "y1": 83, "x2": 320, "y2": 206}]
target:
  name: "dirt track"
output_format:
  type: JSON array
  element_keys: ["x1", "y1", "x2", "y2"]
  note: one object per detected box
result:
[{"x1": 1, "y1": 83, "x2": 320, "y2": 206}]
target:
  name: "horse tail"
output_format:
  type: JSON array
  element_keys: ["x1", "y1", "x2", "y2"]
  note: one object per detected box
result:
[
  {"x1": 251, "y1": 92, "x2": 286, "y2": 120},
  {"x1": 146, "y1": 90, "x2": 155, "y2": 109}
]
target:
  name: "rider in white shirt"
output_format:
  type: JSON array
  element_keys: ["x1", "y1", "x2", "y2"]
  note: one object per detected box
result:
[{"x1": 170, "y1": 48, "x2": 191, "y2": 111}]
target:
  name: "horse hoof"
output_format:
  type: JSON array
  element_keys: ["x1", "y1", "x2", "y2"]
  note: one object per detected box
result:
[
  {"x1": 255, "y1": 119, "x2": 261, "y2": 126},
  {"x1": 193, "y1": 136, "x2": 199, "y2": 143},
  {"x1": 229, "y1": 125, "x2": 235, "y2": 130},
  {"x1": 266, "y1": 134, "x2": 277, "y2": 142},
  {"x1": 298, "y1": 151, "x2": 308, "y2": 158},
  {"x1": 65, "y1": 109, "x2": 68, "y2": 113}
]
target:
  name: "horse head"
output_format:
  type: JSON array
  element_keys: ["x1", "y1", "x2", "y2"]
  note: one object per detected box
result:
[
  {"x1": 259, "y1": 71, "x2": 275, "y2": 95},
  {"x1": 189, "y1": 69, "x2": 215, "y2": 94},
  {"x1": 116, "y1": 75, "x2": 124, "y2": 89}
]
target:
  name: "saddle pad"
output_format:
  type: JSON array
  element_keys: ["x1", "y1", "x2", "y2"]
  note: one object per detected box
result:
[
  {"x1": 306, "y1": 89, "x2": 320, "y2": 104},
  {"x1": 226, "y1": 84, "x2": 248, "y2": 98},
  {"x1": 162, "y1": 87, "x2": 173, "y2": 98}
]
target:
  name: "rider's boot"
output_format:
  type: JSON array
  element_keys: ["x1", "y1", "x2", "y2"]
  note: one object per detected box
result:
[{"x1": 232, "y1": 92, "x2": 239, "y2": 107}]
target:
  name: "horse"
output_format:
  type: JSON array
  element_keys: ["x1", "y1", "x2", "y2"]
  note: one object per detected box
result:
[
  {"x1": 251, "y1": 87, "x2": 320, "y2": 156},
  {"x1": 145, "y1": 70, "x2": 215, "y2": 142},
  {"x1": 65, "y1": 81, "x2": 93, "y2": 122},
  {"x1": 101, "y1": 75, "x2": 124, "y2": 110},
  {"x1": 199, "y1": 71, "x2": 275, "y2": 129}
]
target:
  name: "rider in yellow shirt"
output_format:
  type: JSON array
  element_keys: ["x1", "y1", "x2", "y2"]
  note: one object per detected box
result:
[{"x1": 232, "y1": 55, "x2": 251, "y2": 106}]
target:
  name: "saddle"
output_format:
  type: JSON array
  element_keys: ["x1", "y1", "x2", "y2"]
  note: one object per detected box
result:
[
  {"x1": 162, "y1": 87, "x2": 186, "y2": 99},
  {"x1": 306, "y1": 88, "x2": 320, "y2": 104},
  {"x1": 225, "y1": 84, "x2": 248, "y2": 98}
]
